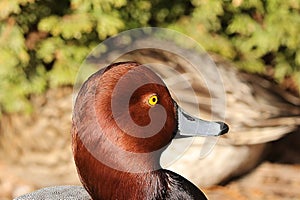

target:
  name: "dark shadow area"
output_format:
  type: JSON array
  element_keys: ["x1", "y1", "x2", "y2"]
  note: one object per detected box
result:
[{"x1": 267, "y1": 128, "x2": 300, "y2": 164}]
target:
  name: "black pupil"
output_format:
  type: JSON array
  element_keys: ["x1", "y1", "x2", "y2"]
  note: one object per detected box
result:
[{"x1": 152, "y1": 97, "x2": 156, "y2": 103}]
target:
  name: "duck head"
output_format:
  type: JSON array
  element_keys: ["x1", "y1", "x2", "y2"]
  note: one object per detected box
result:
[{"x1": 72, "y1": 62, "x2": 228, "y2": 199}]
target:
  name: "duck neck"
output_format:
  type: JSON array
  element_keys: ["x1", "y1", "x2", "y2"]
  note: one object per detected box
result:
[
  {"x1": 74, "y1": 138, "x2": 167, "y2": 200},
  {"x1": 91, "y1": 166, "x2": 168, "y2": 200},
  {"x1": 111, "y1": 150, "x2": 163, "y2": 173}
]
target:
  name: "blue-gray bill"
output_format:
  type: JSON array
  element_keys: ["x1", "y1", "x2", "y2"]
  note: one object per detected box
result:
[{"x1": 175, "y1": 105, "x2": 229, "y2": 139}]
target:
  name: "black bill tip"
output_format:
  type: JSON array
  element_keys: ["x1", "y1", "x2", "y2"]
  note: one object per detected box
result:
[{"x1": 216, "y1": 122, "x2": 229, "y2": 135}]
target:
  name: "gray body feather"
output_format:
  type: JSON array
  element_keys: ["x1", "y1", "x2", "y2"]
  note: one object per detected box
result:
[{"x1": 14, "y1": 185, "x2": 91, "y2": 200}]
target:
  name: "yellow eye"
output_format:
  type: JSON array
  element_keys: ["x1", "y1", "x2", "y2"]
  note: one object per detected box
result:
[{"x1": 148, "y1": 95, "x2": 158, "y2": 106}]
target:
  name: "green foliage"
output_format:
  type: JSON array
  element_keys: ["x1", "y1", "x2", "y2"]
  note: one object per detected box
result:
[
  {"x1": 0, "y1": 0, "x2": 300, "y2": 115},
  {"x1": 171, "y1": 0, "x2": 300, "y2": 91},
  {"x1": 0, "y1": 0, "x2": 190, "y2": 115}
]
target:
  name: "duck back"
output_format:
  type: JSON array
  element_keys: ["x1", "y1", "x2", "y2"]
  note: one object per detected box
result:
[{"x1": 157, "y1": 169, "x2": 207, "y2": 200}]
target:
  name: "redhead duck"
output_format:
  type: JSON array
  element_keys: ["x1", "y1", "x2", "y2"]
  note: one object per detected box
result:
[{"x1": 15, "y1": 61, "x2": 228, "y2": 200}]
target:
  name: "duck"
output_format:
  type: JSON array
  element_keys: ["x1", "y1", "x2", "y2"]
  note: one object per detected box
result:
[{"x1": 14, "y1": 61, "x2": 229, "y2": 200}]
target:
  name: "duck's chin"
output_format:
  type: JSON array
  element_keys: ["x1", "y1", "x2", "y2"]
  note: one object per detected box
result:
[{"x1": 114, "y1": 149, "x2": 164, "y2": 173}]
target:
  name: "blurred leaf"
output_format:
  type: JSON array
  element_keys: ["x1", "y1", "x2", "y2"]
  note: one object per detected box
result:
[
  {"x1": 0, "y1": 0, "x2": 34, "y2": 20},
  {"x1": 236, "y1": 59, "x2": 266, "y2": 74},
  {"x1": 95, "y1": 13, "x2": 124, "y2": 39},
  {"x1": 39, "y1": 14, "x2": 94, "y2": 39},
  {"x1": 274, "y1": 62, "x2": 292, "y2": 82},
  {"x1": 227, "y1": 14, "x2": 259, "y2": 36},
  {"x1": 295, "y1": 50, "x2": 300, "y2": 66},
  {"x1": 37, "y1": 37, "x2": 64, "y2": 63},
  {"x1": 192, "y1": 0, "x2": 223, "y2": 31}
]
